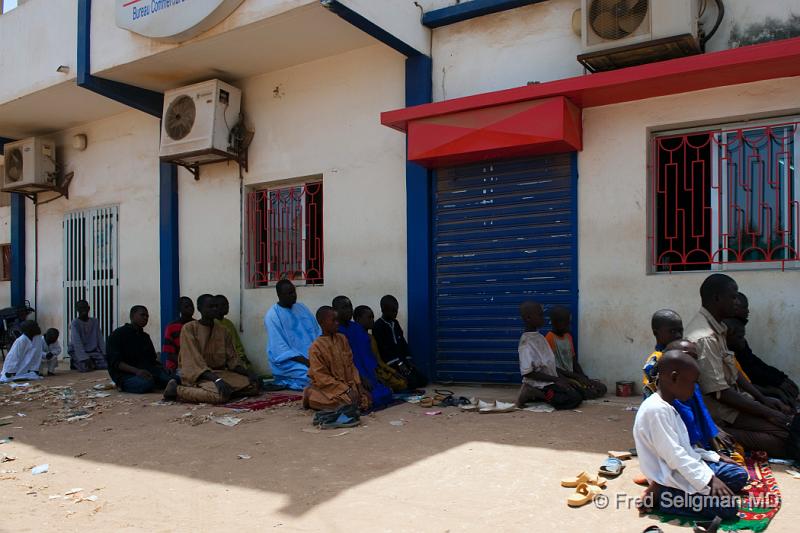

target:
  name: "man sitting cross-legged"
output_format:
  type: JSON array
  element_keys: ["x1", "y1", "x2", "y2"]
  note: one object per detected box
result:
[
  {"x1": 164, "y1": 294, "x2": 259, "y2": 404},
  {"x1": 686, "y1": 274, "x2": 795, "y2": 458},
  {"x1": 515, "y1": 301, "x2": 582, "y2": 410},
  {"x1": 68, "y1": 300, "x2": 108, "y2": 372},
  {"x1": 264, "y1": 280, "x2": 321, "y2": 390},
  {"x1": 107, "y1": 306, "x2": 175, "y2": 394},
  {"x1": 634, "y1": 349, "x2": 749, "y2": 520},
  {"x1": 303, "y1": 306, "x2": 371, "y2": 412}
]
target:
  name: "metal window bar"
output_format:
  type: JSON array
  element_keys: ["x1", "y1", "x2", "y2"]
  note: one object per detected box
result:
[
  {"x1": 246, "y1": 182, "x2": 323, "y2": 286},
  {"x1": 650, "y1": 120, "x2": 799, "y2": 271},
  {"x1": 63, "y1": 206, "x2": 119, "y2": 350}
]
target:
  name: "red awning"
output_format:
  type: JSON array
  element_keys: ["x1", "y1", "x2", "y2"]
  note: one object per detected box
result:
[
  {"x1": 407, "y1": 96, "x2": 581, "y2": 168},
  {"x1": 383, "y1": 37, "x2": 800, "y2": 167}
]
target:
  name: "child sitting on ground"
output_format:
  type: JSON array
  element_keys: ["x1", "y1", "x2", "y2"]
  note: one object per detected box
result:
[
  {"x1": 39, "y1": 328, "x2": 61, "y2": 376},
  {"x1": 372, "y1": 295, "x2": 427, "y2": 389},
  {"x1": 353, "y1": 305, "x2": 407, "y2": 392},
  {"x1": 515, "y1": 301, "x2": 582, "y2": 410},
  {"x1": 303, "y1": 306, "x2": 371, "y2": 412},
  {"x1": 1, "y1": 320, "x2": 43, "y2": 382},
  {"x1": 642, "y1": 310, "x2": 721, "y2": 450},
  {"x1": 634, "y1": 350, "x2": 748, "y2": 520},
  {"x1": 545, "y1": 305, "x2": 607, "y2": 399}
]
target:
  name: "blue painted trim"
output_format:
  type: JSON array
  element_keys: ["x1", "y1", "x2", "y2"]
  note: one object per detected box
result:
[
  {"x1": 422, "y1": 0, "x2": 547, "y2": 28},
  {"x1": 10, "y1": 194, "x2": 25, "y2": 308},
  {"x1": 77, "y1": 0, "x2": 163, "y2": 118},
  {"x1": 321, "y1": 0, "x2": 426, "y2": 58},
  {"x1": 569, "y1": 151, "x2": 580, "y2": 359},
  {"x1": 77, "y1": 0, "x2": 179, "y2": 333},
  {"x1": 404, "y1": 54, "x2": 435, "y2": 379},
  {"x1": 159, "y1": 162, "x2": 180, "y2": 334}
]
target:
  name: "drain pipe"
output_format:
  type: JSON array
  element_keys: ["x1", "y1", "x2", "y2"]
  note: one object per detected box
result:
[{"x1": 76, "y1": 0, "x2": 180, "y2": 336}]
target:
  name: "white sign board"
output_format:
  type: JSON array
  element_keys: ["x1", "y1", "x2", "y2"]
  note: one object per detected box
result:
[{"x1": 115, "y1": 0, "x2": 246, "y2": 43}]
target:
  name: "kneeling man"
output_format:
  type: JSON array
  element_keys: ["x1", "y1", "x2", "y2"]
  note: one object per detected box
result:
[{"x1": 165, "y1": 295, "x2": 259, "y2": 404}]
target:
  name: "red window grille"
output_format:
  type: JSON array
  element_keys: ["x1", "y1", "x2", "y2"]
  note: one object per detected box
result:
[
  {"x1": 246, "y1": 181, "x2": 323, "y2": 286},
  {"x1": 0, "y1": 244, "x2": 10, "y2": 281},
  {"x1": 650, "y1": 119, "x2": 799, "y2": 272}
]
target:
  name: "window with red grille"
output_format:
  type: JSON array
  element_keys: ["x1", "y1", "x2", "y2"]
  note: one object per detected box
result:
[
  {"x1": 650, "y1": 119, "x2": 799, "y2": 272},
  {"x1": 246, "y1": 181, "x2": 323, "y2": 287},
  {"x1": 0, "y1": 244, "x2": 10, "y2": 281}
]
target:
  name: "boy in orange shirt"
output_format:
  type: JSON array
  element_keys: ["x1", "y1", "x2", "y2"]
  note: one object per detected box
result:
[{"x1": 545, "y1": 306, "x2": 607, "y2": 399}]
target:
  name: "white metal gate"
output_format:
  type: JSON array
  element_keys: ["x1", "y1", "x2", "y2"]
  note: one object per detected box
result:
[{"x1": 63, "y1": 206, "x2": 119, "y2": 348}]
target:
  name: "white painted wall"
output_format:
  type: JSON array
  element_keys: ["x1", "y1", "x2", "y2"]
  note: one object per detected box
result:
[
  {"x1": 22, "y1": 111, "x2": 162, "y2": 346},
  {"x1": 0, "y1": 0, "x2": 77, "y2": 106},
  {"x1": 178, "y1": 44, "x2": 407, "y2": 375},
  {"x1": 430, "y1": 0, "x2": 800, "y2": 102},
  {"x1": 338, "y1": 0, "x2": 431, "y2": 55},
  {"x1": 578, "y1": 76, "x2": 800, "y2": 388}
]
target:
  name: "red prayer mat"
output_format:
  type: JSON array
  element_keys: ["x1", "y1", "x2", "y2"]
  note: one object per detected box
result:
[
  {"x1": 652, "y1": 457, "x2": 781, "y2": 532},
  {"x1": 224, "y1": 393, "x2": 303, "y2": 411}
]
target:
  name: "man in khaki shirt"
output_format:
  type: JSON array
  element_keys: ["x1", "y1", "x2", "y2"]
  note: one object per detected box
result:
[{"x1": 686, "y1": 274, "x2": 794, "y2": 458}]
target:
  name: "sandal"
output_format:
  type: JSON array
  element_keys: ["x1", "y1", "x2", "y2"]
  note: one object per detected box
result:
[
  {"x1": 693, "y1": 516, "x2": 722, "y2": 533},
  {"x1": 608, "y1": 450, "x2": 632, "y2": 460},
  {"x1": 642, "y1": 527, "x2": 664, "y2": 533},
  {"x1": 419, "y1": 397, "x2": 434, "y2": 408},
  {"x1": 561, "y1": 471, "x2": 607, "y2": 489},
  {"x1": 566, "y1": 482, "x2": 601, "y2": 507},
  {"x1": 599, "y1": 457, "x2": 626, "y2": 478}
]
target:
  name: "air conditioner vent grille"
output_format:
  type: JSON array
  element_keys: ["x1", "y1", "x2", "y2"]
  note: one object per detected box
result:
[
  {"x1": 589, "y1": 0, "x2": 649, "y2": 41},
  {"x1": 6, "y1": 149, "x2": 23, "y2": 182},
  {"x1": 165, "y1": 95, "x2": 197, "y2": 141}
]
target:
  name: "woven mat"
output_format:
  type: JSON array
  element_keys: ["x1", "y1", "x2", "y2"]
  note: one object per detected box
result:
[{"x1": 224, "y1": 393, "x2": 302, "y2": 411}]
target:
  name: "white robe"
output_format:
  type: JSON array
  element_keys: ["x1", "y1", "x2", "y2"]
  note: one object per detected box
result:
[{"x1": 1, "y1": 334, "x2": 44, "y2": 382}]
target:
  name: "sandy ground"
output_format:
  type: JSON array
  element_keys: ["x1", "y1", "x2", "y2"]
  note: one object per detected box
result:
[{"x1": 1, "y1": 372, "x2": 799, "y2": 533}]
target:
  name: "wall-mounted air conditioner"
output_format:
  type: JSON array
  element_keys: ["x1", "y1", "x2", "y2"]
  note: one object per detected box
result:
[
  {"x1": 159, "y1": 79, "x2": 242, "y2": 166},
  {"x1": 578, "y1": 0, "x2": 702, "y2": 72},
  {"x1": 2, "y1": 137, "x2": 58, "y2": 192}
]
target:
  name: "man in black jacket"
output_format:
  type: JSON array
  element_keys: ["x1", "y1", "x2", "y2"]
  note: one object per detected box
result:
[{"x1": 107, "y1": 306, "x2": 175, "y2": 394}]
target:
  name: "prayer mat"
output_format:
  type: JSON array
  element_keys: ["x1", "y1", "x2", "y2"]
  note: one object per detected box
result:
[
  {"x1": 224, "y1": 393, "x2": 302, "y2": 411},
  {"x1": 649, "y1": 457, "x2": 781, "y2": 532}
]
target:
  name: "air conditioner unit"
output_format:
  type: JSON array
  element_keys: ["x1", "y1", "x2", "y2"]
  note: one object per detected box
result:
[
  {"x1": 2, "y1": 138, "x2": 58, "y2": 192},
  {"x1": 578, "y1": 0, "x2": 701, "y2": 72},
  {"x1": 159, "y1": 79, "x2": 242, "y2": 166}
]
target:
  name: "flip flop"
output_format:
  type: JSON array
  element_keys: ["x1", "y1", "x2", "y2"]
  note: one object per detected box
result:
[
  {"x1": 320, "y1": 412, "x2": 360, "y2": 430},
  {"x1": 419, "y1": 397, "x2": 434, "y2": 408},
  {"x1": 561, "y1": 471, "x2": 607, "y2": 489},
  {"x1": 599, "y1": 457, "x2": 625, "y2": 478},
  {"x1": 693, "y1": 516, "x2": 722, "y2": 533},
  {"x1": 608, "y1": 450, "x2": 632, "y2": 460},
  {"x1": 642, "y1": 527, "x2": 663, "y2": 533},
  {"x1": 566, "y1": 482, "x2": 601, "y2": 508},
  {"x1": 633, "y1": 474, "x2": 649, "y2": 486}
]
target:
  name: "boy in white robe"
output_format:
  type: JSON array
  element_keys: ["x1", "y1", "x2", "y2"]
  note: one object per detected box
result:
[{"x1": 634, "y1": 349, "x2": 749, "y2": 520}]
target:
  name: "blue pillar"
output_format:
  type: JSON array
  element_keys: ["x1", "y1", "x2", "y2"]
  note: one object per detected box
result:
[
  {"x1": 404, "y1": 55, "x2": 435, "y2": 378},
  {"x1": 159, "y1": 162, "x2": 179, "y2": 333},
  {"x1": 10, "y1": 193, "x2": 26, "y2": 307}
]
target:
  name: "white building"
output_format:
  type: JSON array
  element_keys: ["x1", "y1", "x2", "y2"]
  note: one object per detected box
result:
[{"x1": 1, "y1": 0, "x2": 799, "y2": 387}]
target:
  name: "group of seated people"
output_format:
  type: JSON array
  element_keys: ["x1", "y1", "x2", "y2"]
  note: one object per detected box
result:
[
  {"x1": 264, "y1": 279, "x2": 427, "y2": 412},
  {"x1": 515, "y1": 273, "x2": 799, "y2": 520}
]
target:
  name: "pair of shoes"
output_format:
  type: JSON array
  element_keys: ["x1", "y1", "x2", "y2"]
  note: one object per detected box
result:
[
  {"x1": 566, "y1": 482, "x2": 602, "y2": 507},
  {"x1": 313, "y1": 405, "x2": 360, "y2": 429},
  {"x1": 599, "y1": 457, "x2": 626, "y2": 478},
  {"x1": 478, "y1": 400, "x2": 516, "y2": 413},
  {"x1": 561, "y1": 471, "x2": 607, "y2": 489}
]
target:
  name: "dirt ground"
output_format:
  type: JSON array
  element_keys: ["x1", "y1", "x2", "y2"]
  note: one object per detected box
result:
[{"x1": 1, "y1": 372, "x2": 799, "y2": 533}]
